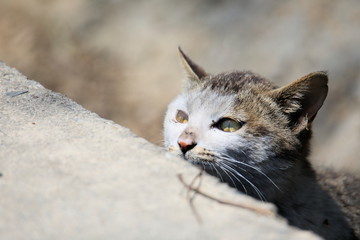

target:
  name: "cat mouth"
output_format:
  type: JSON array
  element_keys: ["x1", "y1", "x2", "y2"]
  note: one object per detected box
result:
[
  {"x1": 169, "y1": 145, "x2": 216, "y2": 169},
  {"x1": 183, "y1": 154, "x2": 216, "y2": 171}
]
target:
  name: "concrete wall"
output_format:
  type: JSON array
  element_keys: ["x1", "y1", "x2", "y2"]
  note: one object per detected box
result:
[{"x1": 0, "y1": 62, "x2": 321, "y2": 239}]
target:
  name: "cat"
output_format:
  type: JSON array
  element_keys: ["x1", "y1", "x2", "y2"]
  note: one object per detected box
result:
[{"x1": 163, "y1": 47, "x2": 357, "y2": 240}]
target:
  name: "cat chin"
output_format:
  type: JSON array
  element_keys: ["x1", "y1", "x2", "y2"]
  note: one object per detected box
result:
[
  {"x1": 167, "y1": 144, "x2": 218, "y2": 173},
  {"x1": 169, "y1": 148, "x2": 215, "y2": 168},
  {"x1": 185, "y1": 158, "x2": 215, "y2": 172}
]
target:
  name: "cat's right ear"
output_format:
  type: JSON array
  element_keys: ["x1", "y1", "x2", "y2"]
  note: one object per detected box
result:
[
  {"x1": 268, "y1": 71, "x2": 328, "y2": 132},
  {"x1": 178, "y1": 47, "x2": 207, "y2": 89}
]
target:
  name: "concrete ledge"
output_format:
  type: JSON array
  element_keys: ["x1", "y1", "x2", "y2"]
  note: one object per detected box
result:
[{"x1": 0, "y1": 62, "x2": 320, "y2": 239}]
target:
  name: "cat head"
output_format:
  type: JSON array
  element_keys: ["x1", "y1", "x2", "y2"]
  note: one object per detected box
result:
[{"x1": 164, "y1": 48, "x2": 328, "y2": 200}]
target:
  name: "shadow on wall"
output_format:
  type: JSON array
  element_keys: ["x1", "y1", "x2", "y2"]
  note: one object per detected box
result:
[{"x1": 0, "y1": 0, "x2": 359, "y2": 173}]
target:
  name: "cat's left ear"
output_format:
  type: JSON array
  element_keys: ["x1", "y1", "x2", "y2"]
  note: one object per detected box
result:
[
  {"x1": 269, "y1": 71, "x2": 328, "y2": 131},
  {"x1": 178, "y1": 47, "x2": 207, "y2": 89}
]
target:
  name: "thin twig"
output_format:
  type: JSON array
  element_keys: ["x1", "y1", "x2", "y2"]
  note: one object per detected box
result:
[
  {"x1": 187, "y1": 170, "x2": 203, "y2": 202},
  {"x1": 177, "y1": 173, "x2": 274, "y2": 217},
  {"x1": 185, "y1": 170, "x2": 204, "y2": 223}
]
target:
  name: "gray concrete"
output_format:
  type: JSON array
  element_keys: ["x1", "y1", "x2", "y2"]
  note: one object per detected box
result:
[{"x1": 0, "y1": 62, "x2": 320, "y2": 240}]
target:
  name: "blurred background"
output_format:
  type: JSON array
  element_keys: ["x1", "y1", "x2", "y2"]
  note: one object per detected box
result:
[{"x1": 0, "y1": 0, "x2": 359, "y2": 173}]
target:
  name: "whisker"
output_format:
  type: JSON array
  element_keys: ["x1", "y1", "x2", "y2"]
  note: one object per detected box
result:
[
  {"x1": 210, "y1": 162, "x2": 225, "y2": 183},
  {"x1": 219, "y1": 162, "x2": 266, "y2": 201},
  {"x1": 217, "y1": 163, "x2": 248, "y2": 194},
  {"x1": 219, "y1": 154, "x2": 281, "y2": 191},
  {"x1": 216, "y1": 164, "x2": 237, "y2": 187},
  {"x1": 220, "y1": 163, "x2": 265, "y2": 201}
]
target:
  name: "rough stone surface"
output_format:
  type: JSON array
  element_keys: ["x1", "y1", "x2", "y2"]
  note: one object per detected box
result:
[{"x1": 0, "y1": 63, "x2": 321, "y2": 239}]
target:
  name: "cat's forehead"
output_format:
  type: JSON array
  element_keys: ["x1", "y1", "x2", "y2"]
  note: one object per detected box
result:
[
  {"x1": 170, "y1": 71, "x2": 276, "y2": 119},
  {"x1": 185, "y1": 88, "x2": 236, "y2": 115},
  {"x1": 203, "y1": 71, "x2": 276, "y2": 94}
]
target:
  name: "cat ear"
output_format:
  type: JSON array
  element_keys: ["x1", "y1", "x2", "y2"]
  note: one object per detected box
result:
[
  {"x1": 269, "y1": 71, "x2": 328, "y2": 130},
  {"x1": 178, "y1": 47, "x2": 207, "y2": 89}
]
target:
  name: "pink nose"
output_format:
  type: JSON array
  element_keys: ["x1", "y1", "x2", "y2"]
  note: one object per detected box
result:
[{"x1": 178, "y1": 138, "x2": 197, "y2": 154}]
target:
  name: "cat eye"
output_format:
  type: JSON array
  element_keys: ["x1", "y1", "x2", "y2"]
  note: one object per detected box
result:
[
  {"x1": 175, "y1": 110, "x2": 189, "y2": 123},
  {"x1": 216, "y1": 118, "x2": 243, "y2": 132}
]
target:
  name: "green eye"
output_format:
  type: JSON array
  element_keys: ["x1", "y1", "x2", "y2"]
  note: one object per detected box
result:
[
  {"x1": 175, "y1": 110, "x2": 189, "y2": 123},
  {"x1": 217, "y1": 118, "x2": 243, "y2": 132}
]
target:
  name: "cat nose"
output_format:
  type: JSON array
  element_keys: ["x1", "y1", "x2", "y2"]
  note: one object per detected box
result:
[
  {"x1": 178, "y1": 139, "x2": 197, "y2": 154},
  {"x1": 178, "y1": 128, "x2": 197, "y2": 154}
]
